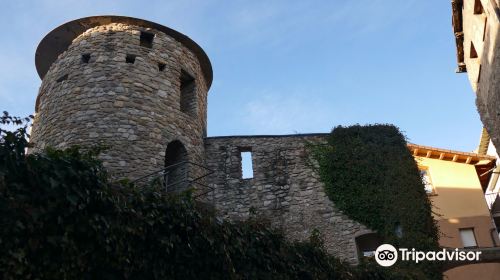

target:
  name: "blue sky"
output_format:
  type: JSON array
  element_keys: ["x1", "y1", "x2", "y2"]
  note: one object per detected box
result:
[{"x1": 0, "y1": 0, "x2": 482, "y2": 152}]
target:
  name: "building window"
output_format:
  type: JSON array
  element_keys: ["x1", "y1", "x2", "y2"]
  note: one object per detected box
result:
[
  {"x1": 470, "y1": 42, "x2": 478, "y2": 59},
  {"x1": 126, "y1": 54, "x2": 136, "y2": 64},
  {"x1": 140, "y1": 31, "x2": 154, "y2": 48},
  {"x1": 420, "y1": 169, "x2": 435, "y2": 195},
  {"x1": 395, "y1": 223, "x2": 403, "y2": 238},
  {"x1": 180, "y1": 70, "x2": 196, "y2": 115},
  {"x1": 460, "y1": 228, "x2": 478, "y2": 248},
  {"x1": 158, "y1": 62, "x2": 166, "y2": 72},
  {"x1": 240, "y1": 150, "x2": 254, "y2": 179},
  {"x1": 474, "y1": 0, "x2": 484, "y2": 14},
  {"x1": 355, "y1": 233, "x2": 383, "y2": 258},
  {"x1": 164, "y1": 140, "x2": 188, "y2": 193},
  {"x1": 81, "y1": 53, "x2": 91, "y2": 63}
]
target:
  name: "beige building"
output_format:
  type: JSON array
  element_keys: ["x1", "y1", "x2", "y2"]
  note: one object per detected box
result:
[
  {"x1": 451, "y1": 0, "x2": 500, "y2": 153},
  {"x1": 409, "y1": 143, "x2": 500, "y2": 279}
]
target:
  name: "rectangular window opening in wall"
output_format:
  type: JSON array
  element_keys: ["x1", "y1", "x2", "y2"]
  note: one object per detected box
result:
[
  {"x1": 56, "y1": 74, "x2": 68, "y2": 83},
  {"x1": 474, "y1": 0, "x2": 484, "y2": 14},
  {"x1": 459, "y1": 228, "x2": 478, "y2": 248},
  {"x1": 140, "y1": 31, "x2": 154, "y2": 48},
  {"x1": 126, "y1": 54, "x2": 136, "y2": 64},
  {"x1": 180, "y1": 69, "x2": 196, "y2": 115},
  {"x1": 158, "y1": 63, "x2": 166, "y2": 72},
  {"x1": 240, "y1": 150, "x2": 254, "y2": 179},
  {"x1": 81, "y1": 53, "x2": 91, "y2": 63},
  {"x1": 470, "y1": 42, "x2": 478, "y2": 59}
]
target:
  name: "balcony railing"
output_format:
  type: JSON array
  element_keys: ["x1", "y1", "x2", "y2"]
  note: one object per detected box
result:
[
  {"x1": 485, "y1": 192, "x2": 500, "y2": 214},
  {"x1": 131, "y1": 161, "x2": 214, "y2": 198}
]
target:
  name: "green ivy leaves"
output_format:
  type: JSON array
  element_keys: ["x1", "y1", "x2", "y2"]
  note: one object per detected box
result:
[{"x1": 310, "y1": 124, "x2": 442, "y2": 279}]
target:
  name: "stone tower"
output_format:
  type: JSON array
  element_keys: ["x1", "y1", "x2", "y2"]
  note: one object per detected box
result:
[{"x1": 30, "y1": 16, "x2": 213, "y2": 185}]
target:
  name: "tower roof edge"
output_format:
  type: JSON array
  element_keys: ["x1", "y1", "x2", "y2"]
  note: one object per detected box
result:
[{"x1": 35, "y1": 15, "x2": 213, "y2": 89}]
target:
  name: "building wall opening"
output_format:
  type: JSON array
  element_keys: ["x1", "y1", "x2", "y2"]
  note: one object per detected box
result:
[
  {"x1": 126, "y1": 54, "x2": 136, "y2": 64},
  {"x1": 239, "y1": 149, "x2": 253, "y2": 179},
  {"x1": 474, "y1": 0, "x2": 484, "y2": 14},
  {"x1": 459, "y1": 228, "x2": 478, "y2": 248},
  {"x1": 355, "y1": 233, "x2": 383, "y2": 258},
  {"x1": 470, "y1": 42, "x2": 478, "y2": 59},
  {"x1": 140, "y1": 31, "x2": 154, "y2": 48},
  {"x1": 158, "y1": 62, "x2": 166, "y2": 72},
  {"x1": 180, "y1": 70, "x2": 196, "y2": 115},
  {"x1": 164, "y1": 140, "x2": 188, "y2": 192},
  {"x1": 81, "y1": 53, "x2": 91, "y2": 63}
]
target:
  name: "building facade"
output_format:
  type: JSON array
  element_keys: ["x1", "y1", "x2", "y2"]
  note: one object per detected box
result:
[
  {"x1": 29, "y1": 16, "x2": 372, "y2": 264},
  {"x1": 452, "y1": 0, "x2": 500, "y2": 153},
  {"x1": 409, "y1": 143, "x2": 500, "y2": 279}
]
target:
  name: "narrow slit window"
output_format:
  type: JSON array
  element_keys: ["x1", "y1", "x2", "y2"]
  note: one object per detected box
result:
[
  {"x1": 81, "y1": 53, "x2": 91, "y2": 63},
  {"x1": 470, "y1": 42, "x2": 478, "y2": 59},
  {"x1": 140, "y1": 31, "x2": 154, "y2": 48},
  {"x1": 158, "y1": 63, "x2": 166, "y2": 72},
  {"x1": 483, "y1": 17, "x2": 488, "y2": 41},
  {"x1": 56, "y1": 74, "x2": 68, "y2": 83},
  {"x1": 126, "y1": 54, "x2": 136, "y2": 64},
  {"x1": 241, "y1": 151, "x2": 253, "y2": 179},
  {"x1": 180, "y1": 70, "x2": 196, "y2": 115}
]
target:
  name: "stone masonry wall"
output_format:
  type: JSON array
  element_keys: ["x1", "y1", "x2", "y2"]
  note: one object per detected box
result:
[
  {"x1": 30, "y1": 23, "x2": 209, "y2": 180},
  {"x1": 460, "y1": 0, "x2": 500, "y2": 150},
  {"x1": 204, "y1": 134, "x2": 370, "y2": 264}
]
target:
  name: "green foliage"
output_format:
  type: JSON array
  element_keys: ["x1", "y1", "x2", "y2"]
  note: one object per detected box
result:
[{"x1": 310, "y1": 124, "x2": 442, "y2": 279}]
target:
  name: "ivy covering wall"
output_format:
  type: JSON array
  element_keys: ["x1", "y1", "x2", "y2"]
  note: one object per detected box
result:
[{"x1": 310, "y1": 124, "x2": 442, "y2": 279}]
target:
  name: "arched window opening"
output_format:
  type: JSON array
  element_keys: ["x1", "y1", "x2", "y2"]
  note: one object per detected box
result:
[
  {"x1": 164, "y1": 140, "x2": 188, "y2": 192},
  {"x1": 355, "y1": 233, "x2": 383, "y2": 258}
]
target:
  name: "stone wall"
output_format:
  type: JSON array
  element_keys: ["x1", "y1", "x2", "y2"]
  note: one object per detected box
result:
[
  {"x1": 457, "y1": 0, "x2": 500, "y2": 151},
  {"x1": 204, "y1": 134, "x2": 369, "y2": 264},
  {"x1": 30, "y1": 23, "x2": 209, "y2": 180},
  {"x1": 29, "y1": 17, "x2": 371, "y2": 265}
]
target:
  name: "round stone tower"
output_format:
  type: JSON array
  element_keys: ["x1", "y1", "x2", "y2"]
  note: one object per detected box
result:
[{"x1": 30, "y1": 16, "x2": 212, "y2": 185}]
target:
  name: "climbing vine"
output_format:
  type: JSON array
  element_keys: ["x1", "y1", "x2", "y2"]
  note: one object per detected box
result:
[{"x1": 310, "y1": 124, "x2": 442, "y2": 279}]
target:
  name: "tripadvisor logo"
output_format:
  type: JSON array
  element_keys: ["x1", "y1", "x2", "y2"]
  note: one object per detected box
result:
[
  {"x1": 374, "y1": 244, "x2": 482, "y2": 267},
  {"x1": 375, "y1": 244, "x2": 398, "y2": 267}
]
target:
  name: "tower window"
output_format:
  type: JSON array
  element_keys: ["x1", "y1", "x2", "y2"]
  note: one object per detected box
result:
[
  {"x1": 126, "y1": 54, "x2": 136, "y2": 64},
  {"x1": 180, "y1": 70, "x2": 196, "y2": 115},
  {"x1": 81, "y1": 53, "x2": 91, "y2": 63},
  {"x1": 56, "y1": 74, "x2": 68, "y2": 83},
  {"x1": 140, "y1": 31, "x2": 154, "y2": 48},
  {"x1": 240, "y1": 149, "x2": 254, "y2": 179},
  {"x1": 158, "y1": 63, "x2": 166, "y2": 72}
]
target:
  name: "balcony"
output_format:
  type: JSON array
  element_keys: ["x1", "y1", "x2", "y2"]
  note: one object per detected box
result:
[{"x1": 485, "y1": 192, "x2": 500, "y2": 217}]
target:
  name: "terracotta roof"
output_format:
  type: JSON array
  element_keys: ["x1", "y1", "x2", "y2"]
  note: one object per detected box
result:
[{"x1": 408, "y1": 143, "x2": 496, "y2": 165}]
